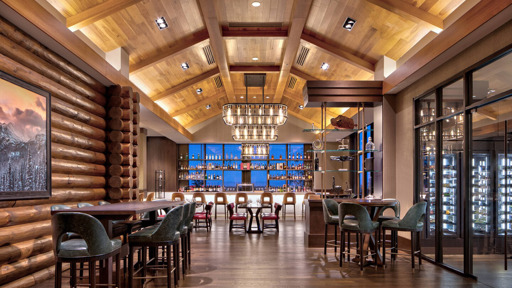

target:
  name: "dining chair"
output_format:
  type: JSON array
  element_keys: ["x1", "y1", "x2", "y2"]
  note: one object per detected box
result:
[
  {"x1": 235, "y1": 192, "x2": 248, "y2": 213},
  {"x1": 382, "y1": 201, "x2": 427, "y2": 269},
  {"x1": 322, "y1": 199, "x2": 340, "y2": 255},
  {"x1": 171, "y1": 192, "x2": 186, "y2": 202},
  {"x1": 302, "y1": 192, "x2": 316, "y2": 217},
  {"x1": 261, "y1": 203, "x2": 282, "y2": 232},
  {"x1": 260, "y1": 192, "x2": 273, "y2": 213},
  {"x1": 214, "y1": 192, "x2": 228, "y2": 219},
  {"x1": 282, "y1": 192, "x2": 296, "y2": 220},
  {"x1": 227, "y1": 203, "x2": 247, "y2": 232},
  {"x1": 52, "y1": 212, "x2": 122, "y2": 288},
  {"x1": 338, "y1": 202, "x2": 379, "y2": 271},
  {"x1": 193, "y1": 202, "x2": 213, "y2": 231},
  {"x1": 128, "y1": 205, "x2": 183, "y2": 288}
]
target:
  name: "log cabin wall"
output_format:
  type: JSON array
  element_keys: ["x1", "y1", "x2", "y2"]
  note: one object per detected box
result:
[
  {"x1": 0, "y1": 16, "x2": 138, "y2": 287},
  {"x1": 146, "y1": 137, "x2": 178, "y2": 193}
]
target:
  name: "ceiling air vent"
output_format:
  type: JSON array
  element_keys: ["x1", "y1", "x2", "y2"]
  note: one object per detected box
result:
[
  {"x1": 203, "y1": 45, "x2": 215, "y2": 65},
  {"x1": 288, "y1": 76, "x2": 297, "y2": 89},
  {"x1": 296, "y1": 46, "x2": 309, "y2": 66},
  {"x1": 214, "y1": 76, "x2": 223, "y2": 88}
]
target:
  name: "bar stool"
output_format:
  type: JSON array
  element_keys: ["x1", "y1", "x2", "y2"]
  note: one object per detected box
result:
[
  {"x1": 146, "y1": 192, "x2": 155, "y2": 201},
  {"x1": 382, "y1": 201, "x2": 427, "y2": 269},
  {"x1": 378, "y1": 199, "x2": 400, "y2": 255},
  {"x1": 192, "y1": 192, "x2": 206, "y2": 210},
  {"x1": 302, "y1": 192, "x2": 316, "y2": 217},
  {"x1": 322, "y1": 199, "x2": 340, "y2": 255},
  {"x1": 282, "y1": 192, "x2": 296, "y2": 220},
  {"x1": 178, "y1": 203, "x2": 191, "y2": 278},
  {"x1": 128, "y1": 206, "x2": 183, "y2": 288},
  {"x1": 260, "y1": 192, "x2": 273, "y2": 213},
  {"x1": 52, "y1": 212, "x2": 122, "y2": 288},
  {"x1": 214, "y1": 192, "x2": 228, "y2": 219},
  {"x1": 171, "y1": 192, "x2": 185, "y2": 201},
  {"x1": 235, "y1": 192, "x2": 248, "y2": 213}
]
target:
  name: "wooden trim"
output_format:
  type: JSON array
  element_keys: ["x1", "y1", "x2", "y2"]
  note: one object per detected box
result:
[
  {"x1": 184, "y1": 110, "x2": 222, "y2": 129},
  {"x1": 230, "y1": 65, "x2": 280, "y2": 73},
  {"x1": 300, "y1": 33, "x2": 375, "y2": 73},
  {"x1": 169, "y1": 92, "x2": 225, "y2": 117},
  {"x1": 306, "y1": 88, "x2": 382, "y2": 96},
  {"x1": 383, "y1": 1, "x2": 512, "y2": 94},
  {"x1": 129, "y1": 29, "x2": 209, "y2": 73},
  {"x1": 66, "y1": 0, "x2": 143, "y2": 31},
  {"x1": 274, "y1": 0, "x2": 313, "y2": 103},
  {"x1": 306, "y1": 80, "x2": 383, "y2": 88},
  {"x1": 199, "y1": 0, "x2": 236, "y2": 103},
  {"x1": 150, "y1": 67, "x2": 220, "y2": 102},
  {"x1": 222, "y1": 26, "x2": 288, "y2": 38},
  {"x1": 306, "y1": 95, "x2": 383, "y2": 103},
  {"x1": 290, "y1": 67, "x2": 319, "y2": 81},
  {"x1": 365, "y1": 0, "x2": 443, "y2": 32},
  {"x1": 0, "y1": 0, "x2": 193, "y2": 140}
]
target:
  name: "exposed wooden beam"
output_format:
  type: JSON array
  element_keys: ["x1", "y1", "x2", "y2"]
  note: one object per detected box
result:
[
  {"x1": 301, "y1": 33, "x2": 375, "y2": 73},
  {"x1": 230, "y1": 65, "x2": 280, "y2": 73},
  {"x1": 199, "y1": 0, "x2": 236, "y2": 103},
  {"x1": 222, "y1": 26, "x2": 288, "y2": 38},
  {"x1": 130, "y1": 29, "x2": 209, "y2": 73},
  {"x1": 151, "y1": 68, "x2": 220, "y2": 102},
  {"x1": 383, "y1": 0, "x2": 512, "y2": 94},
  {"x1": 288, "y1": 110, "x2": 321, "y2": 128},
  {"x1": 66, "y1": 0, "x2": 142, "y2": 31},
  {"x1": 1, "y1": 0, "x2": 193, "y2": 140},
  {"x1": 184, "y1": 110, "x2": 222, "y2": 129},
  {"x1": 170, "y1": 92, "x2": 225, "y2": 117},
  {"x1": 366, "y1": 0, "x2": 443, "y2": 33},
  {"x1": 273, "y1": 0, "x2": 313, "y2": 103},
  {"x1": 234, "y1": 88, "x2": 276, "y2": 95},
  {"x1": 290, "y1": 67, "x2": 319, "y2": 81}
]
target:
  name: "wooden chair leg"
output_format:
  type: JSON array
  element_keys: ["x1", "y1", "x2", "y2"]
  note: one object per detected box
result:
[
  {"x1": 340, "y1": 230, "x2": 344, "y2": 267},
  {"x1": 89, "y1": 260, "x2": 96, "y2": 288},
  {"x1": 411, "y1": 231, "x2": 415, "y2": 269},
  {"x1": 359, "y1": 233, "x2": 364, "y2": 271},
  {"x1": 173, "y1": 243, "x2": 179, "y2": 287},
  {"x1": 129, "y1": 247, "x2": 134, "y2": 288},
  {"x1": 417, "y1": 231, "x2": 422, "y2": 266},
  {"x1": 324, "y1": 224, "x2": 328, "y2": 254},
  {"x1": 334, "y1": 225, "x2": 338, "y2": 254},
  {"x1": 382, "y1": 228, "x2": 386, "y2": 266},
  {"x1": 55, "y1": 261, "x2": 62, "y2": 288},
  {"x1": 347, "y1": 232, "x2": 351, "y2": 262},
  {"x1": 70, "y1": 262, "x2": 76, "y2": 287},
  {"x1": 293, "y1": 205, "x2": 296, "y2": 220},
  {"x1": 116, "y1": 254, "x2": 121, "y2": 288},
  {"x1": 166, "y1": 244, "x2": 172, "y2": 288}
]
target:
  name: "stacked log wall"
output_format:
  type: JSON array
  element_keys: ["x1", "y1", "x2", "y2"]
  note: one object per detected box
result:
[{"x1": 0, "y1": 16, "x2": 109, "y2": 286}]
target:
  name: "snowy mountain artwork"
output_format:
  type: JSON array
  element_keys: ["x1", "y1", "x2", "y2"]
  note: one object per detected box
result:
[{"x1": 0, "y1": 71, "x2": 50, "y2": 200}]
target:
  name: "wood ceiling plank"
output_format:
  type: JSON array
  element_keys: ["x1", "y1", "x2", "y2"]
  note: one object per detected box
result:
[
  {"x1": 66, "y1": 0, "x2": 143, "y2": 31},
  {"x1": 199, "y1": 0, "x2": 236, "y2": 103},
  {"x1": 274, "y1": 0, "x2": 313, "y2": 103},
  {"x1": 230, "y1": 65, "x2": 280, "y2": 72},
  {"x1": 170, "y1": 92, "x2": 225, "y2": 117},
  {"x1": 300, "y1": 33, "x2": 375, "y2": 73},
  {"x1": 290, "y1": 67, "x2": 319, "y2": 81},
  {"x1": 129, "y1": 29, "x2": 210, "y2": 74},
  {"x1": 151, "y1": 67, "x2": 220, "y2": 101},
  {"x1": 288, "y1": 110, "x2": 320, "y2": 127},
  {"x1": 184, "y1": 110, "x2": 222, "y2": 129},
  {"x1": 222, "y1": 26, "x2": 288, "y2": 37},
  {"x1": 365, "y1": 0, "x2": 444, "y2": 33}
]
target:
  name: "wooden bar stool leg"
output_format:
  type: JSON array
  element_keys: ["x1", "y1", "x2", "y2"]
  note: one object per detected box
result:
[
  {"x1": 173, "y1": 243, "x2": 179, "y2": 287},
  {"x1": 417, "y1": 231, "x2": 422, "y2": 266},
  {"x1": 166, "y1": 244, "x2": 172, "y2": 288},
  {"x1": 334, "y1": 225, "x2": 338, "y2": 254},
  {"x1": 324, "y1": 224, "x2": 328, "y2": 254},
  {"x1": 382, "y1": 228, "x2": 386, "y2": 267},
  {"x1": 89, "y1": 260, "x2": 96, "y2": 288},
  {"x1": 411, "y1": 231, "x2": 415, "y2": 269},
  {"x1": 55, "y1": 261, "x2": 62, "y2": 288},
  {"x1": 129, "y1": 247, "x2": 134, "y2": 288},
  {"x1": 70, "y1": 262, "x2": 77, "y2": 287}
]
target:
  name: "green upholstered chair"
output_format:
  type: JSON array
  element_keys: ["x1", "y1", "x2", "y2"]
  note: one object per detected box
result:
[
  {"x1": 382, "y1": 201, "x2": 427, "y2": 269},
  {"x1": 178, "y1": 203, "x2": 192, "y2": 277},
  {"x1": 338, "y1": 202, "x2": 379, "y2": 271},
  {"x1": 322, "y1": 199, "x2": 340, "y2": 255},
  {"x1": 378, "y1": 199, "x2": 400, "y2": 258},
  {"x1": 186, "y1": 202, "x2": 196, "y2": 268},
  {"x1": 128, "y1": 205, "x2": 183, "y2": 288},
  {"x1": 52, "y1": 212, "x2": 122, "y2": 288}
]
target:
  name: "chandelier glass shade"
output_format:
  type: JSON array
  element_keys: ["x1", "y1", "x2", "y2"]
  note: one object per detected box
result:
[
  {"x1": 241, "y1": 143, "x2": 269, "y2": 158},
  {"x1": 222, "y1": 103, "x2": 287, "y2": 126},
  {"x1": 232, "y1": 125, "x2": 278, "y2": 142}
]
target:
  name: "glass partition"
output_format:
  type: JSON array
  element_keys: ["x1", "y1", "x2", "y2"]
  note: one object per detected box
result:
[
  {"x1": 416, "y1": 92, "x2": 436, "y2": 125},
  {"x1": 472, "y1": 52, "x2": 512, "y2": 103}
]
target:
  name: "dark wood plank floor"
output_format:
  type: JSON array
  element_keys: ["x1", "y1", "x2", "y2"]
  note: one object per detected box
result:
[{"x1": 42, "y1": 218, "x2": 486, "y2": 288}]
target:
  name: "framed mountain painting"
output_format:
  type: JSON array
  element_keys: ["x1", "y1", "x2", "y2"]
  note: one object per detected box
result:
[{"x1": 0, "y1": 70, "x2": 51, "y2": 200}]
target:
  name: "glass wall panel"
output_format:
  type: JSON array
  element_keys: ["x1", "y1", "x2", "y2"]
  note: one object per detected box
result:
[
  {"x1": 472, "y1": 52, "x2": 512, "y2": 103},
  {"x1": 442, "y1": 79, "x2": 464, "y2": 116},
  {"x1": 416, "y1": 92, "x2": 436, "y2": 125},
  {"x1": 441, "y1": 114, "x2": 464, "y2": 270}
]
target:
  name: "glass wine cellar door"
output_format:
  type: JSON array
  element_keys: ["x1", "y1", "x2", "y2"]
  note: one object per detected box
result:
[{"x1": 471, "y1": 96, "x2": 512, "y2": 283}]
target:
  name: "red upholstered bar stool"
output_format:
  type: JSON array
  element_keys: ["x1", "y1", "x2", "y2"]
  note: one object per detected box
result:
[
  {"x1": 227, "y1": 203, "x2": 247, "y2": 232},
  {"x1": 261, "y1": 203, "x2": 282, "y2": 232},
  {"x1": 260, "y1": 192, "x2": 273, "y2": 213},
  {"x1": 235, "y1": 192, "x2": 248, "y2": 213},
  {"x1": 214, "y1": 192, "x2": 228, "y2": 219},
  {"x1": 282, "y1": 192, "x2": 296, "y2": 220}
]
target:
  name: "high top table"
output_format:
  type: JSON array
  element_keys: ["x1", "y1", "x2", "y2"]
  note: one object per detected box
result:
[{"x1": 237, "y1": 202, "x2": 272, "y2": 233}]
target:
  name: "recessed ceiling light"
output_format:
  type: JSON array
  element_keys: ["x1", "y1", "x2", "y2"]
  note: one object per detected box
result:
[
  {"x1": 206, "y1": 104, "x2": 211, "y2": 109},
  {"x1": 299, "y1": 105, "x2": 304, "y2": 109},
  {"x1": 196, "y1": 88, "x2": 203, "y2": 94},
  {"x1": 253, "y1": 96, "x2": 256, "y2": 98},
  {"x1": 240, "y1": 96, "x2": 244, "y2": 99},
  {"x1": 343, "y1": 17, "x2": 356, "y2": 31},
  {"x1": 155, "y1": 17, "x2": 168, "y2": 30},
  {"x1": 252, "y1": 57, "x2": 259, "y2": 61},
  {"x1": 252, "y1": 1, "x2": 261, "y2": 7},
  {"x1": 181, "y1": 62, "x2": 189, "y2": 70},
  {"x1": 265, "y1": 96, "x2": 270, "y2": 99},
  {"x1": 320, "y1": 62, "x2": 329, "y2": 70}
]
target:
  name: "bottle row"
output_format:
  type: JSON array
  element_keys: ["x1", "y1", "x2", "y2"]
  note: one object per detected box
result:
[{"x1": 179, "y1": 153, "x2": 313, "y2": 161}]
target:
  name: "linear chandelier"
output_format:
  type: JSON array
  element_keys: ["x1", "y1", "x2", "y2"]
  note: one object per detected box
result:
[
  {"x1": 232, "y1": 125, "x2": 278, "y2": 141},
  {"x1": 242, "y1": 143, "x2": 269, "y2": 158}
]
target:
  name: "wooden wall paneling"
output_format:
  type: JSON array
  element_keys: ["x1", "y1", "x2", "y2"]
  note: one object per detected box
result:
[
  {"x1": 147, "y1": 137, "x2": 178, "y2": 193},
  {"x1": 0, "y1": 251, "x2": 55, "y2": 285}
]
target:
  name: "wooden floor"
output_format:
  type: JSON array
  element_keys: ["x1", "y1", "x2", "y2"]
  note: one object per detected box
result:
[{"x1": 42, "y1": 217, "x2": 487, "y2": 288}]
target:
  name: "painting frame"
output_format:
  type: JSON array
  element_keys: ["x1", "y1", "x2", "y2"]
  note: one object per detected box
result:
[{"x1": 0, "y1": 70, "x2": 51, "y2": 200}]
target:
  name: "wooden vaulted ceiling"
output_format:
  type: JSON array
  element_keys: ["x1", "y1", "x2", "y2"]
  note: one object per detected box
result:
[{"x1": 44, "y1": 0, "x2": 467, "y2": 130}]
